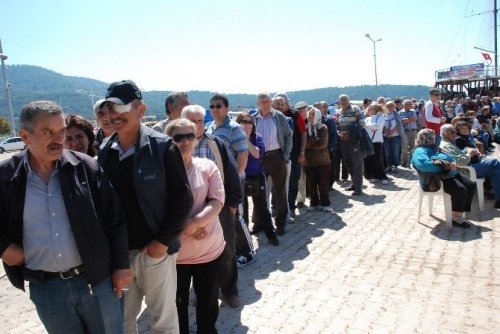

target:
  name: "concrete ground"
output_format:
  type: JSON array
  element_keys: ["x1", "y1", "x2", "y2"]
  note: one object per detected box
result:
[{"x1": 0, "y1": 149, "x2": 499, "y2": 333}]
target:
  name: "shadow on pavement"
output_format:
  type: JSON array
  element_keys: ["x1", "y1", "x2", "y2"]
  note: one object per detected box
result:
[
  {"x1": 428, "y1": 218, "x2": 493, "y2": 241},
  {"x1": 349, "y1": 193, "x2": 386, "y2": 204},
  {"x1": 225, "y1": 209, "x2": 347, "y2": 328}
]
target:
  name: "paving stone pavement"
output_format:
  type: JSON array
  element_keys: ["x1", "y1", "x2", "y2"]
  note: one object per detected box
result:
[{"x1": 1, "y1": 165, "x2": 499, "y2": 333}]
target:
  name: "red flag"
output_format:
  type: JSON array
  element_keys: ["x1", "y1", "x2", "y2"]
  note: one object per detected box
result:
[{"x1": 482, "y1": 52, "x2": 492, "y2": 63}]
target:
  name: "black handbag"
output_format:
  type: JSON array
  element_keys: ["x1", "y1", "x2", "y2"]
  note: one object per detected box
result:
[{"x1": 245, "y1": 176, "x2": 262, "y2": 196}]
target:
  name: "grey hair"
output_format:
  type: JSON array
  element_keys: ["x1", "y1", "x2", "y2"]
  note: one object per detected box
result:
[
  {"x1": 339, "y1": 94, "x2": 349, "y2": 101},
  {"x1": 20, "y1": 100, "x2": 63, "y2": 132},
  {"x1": 274, "y1": 92, "x2": 290, "y2": 105},
  {"x1": 165, "y1": 91, "x2": 188, "y2": 115},
  {"x1": 164, "y1": 118, "x2": 196, "y2": 137},
  {"x1": 257, "y1": 92, "x2": 271, "y2": 100},
  {"x1": 181, "y1": 104, "x2": 206, "y2": 118},
  {"x1": 440, "y1": 123, "x2": 455, "y2": 137},
  {"x1": 403, "y1": 99, "x2": 412, "y2": 105}
]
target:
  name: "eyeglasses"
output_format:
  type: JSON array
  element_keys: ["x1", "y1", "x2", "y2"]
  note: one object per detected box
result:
[
  {"x1": 209, "y1": 104, "x2": 224, "y2": 110},
  {"x1": 239, "y1": 119, "x2": 253, "y2": 125},
  {"x1": 172, "y1": 133, "x2": 196, "y2": 142}
]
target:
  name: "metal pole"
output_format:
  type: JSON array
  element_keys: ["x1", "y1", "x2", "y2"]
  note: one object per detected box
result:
[
  {"x1": 495, "y1": 0, "x2": 498, "y2": 76},
  {"x1": 372, "y1": 41, "x2": 379, "y2": 86},
  {"x1": 0, "y1": 37, "x2": 16, "y2": 136}
]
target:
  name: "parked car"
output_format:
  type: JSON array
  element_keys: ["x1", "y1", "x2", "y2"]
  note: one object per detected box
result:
[{"x1": 0, "y1": 137, "x2": 26, "y2": 153}]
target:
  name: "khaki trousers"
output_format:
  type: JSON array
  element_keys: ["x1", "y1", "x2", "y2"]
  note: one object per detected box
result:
[{"x1": 124, "y1": 250, "x2": 179, "y2": 334}]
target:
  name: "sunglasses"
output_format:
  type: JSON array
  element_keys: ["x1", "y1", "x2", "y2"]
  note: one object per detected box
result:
[
  {"x1": 172, "y1": 133, "x2": 196, "y2": 142},
  {"x1": 239, "y1": 119, "x2": 253, "y2": 125},
  {"x1": 209, "y1": 104, "x2": 224, "y2": 109}
]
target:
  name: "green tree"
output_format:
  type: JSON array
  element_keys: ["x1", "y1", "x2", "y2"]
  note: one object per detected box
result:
[{"x1": 0, "y1": 117, "x2": 10, "y2": 135}]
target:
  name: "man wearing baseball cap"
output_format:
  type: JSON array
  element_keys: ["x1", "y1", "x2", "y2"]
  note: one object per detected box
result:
[{"x1": 98, "y1": 80, "x2": 193, "y2": 333}]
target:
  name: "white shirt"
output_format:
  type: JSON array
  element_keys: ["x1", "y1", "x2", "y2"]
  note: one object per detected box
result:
[{"x1": 365, "y1": 113, "x2": 386, "y2": 143}]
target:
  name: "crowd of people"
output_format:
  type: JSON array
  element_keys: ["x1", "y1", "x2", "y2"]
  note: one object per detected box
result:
[{"x1": 1, "y1": 80, "x2": 499, "y2": 333}]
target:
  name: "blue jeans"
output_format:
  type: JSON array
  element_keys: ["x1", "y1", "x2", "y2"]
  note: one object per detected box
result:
[
  {"x1": 29, "y1": 275, "x2": 123, "y2": 334},
  {"x1": 383, "y1": 136, "x2": 401, "y2": 167},
  {"x1": 472, "y1": 158, "x2": 500, "y2": 200}
]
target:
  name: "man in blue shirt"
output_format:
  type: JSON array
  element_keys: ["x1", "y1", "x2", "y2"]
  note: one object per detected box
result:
[
  {"x1": 0, "y1": 100, "x2": 130, "y2": 333},
  {"x1": 399, "y1": 99, "x2": 418, "y2": 167}
]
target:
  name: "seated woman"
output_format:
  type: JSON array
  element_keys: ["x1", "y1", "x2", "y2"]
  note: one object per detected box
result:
[
  {"x1": 236, "y1": 112, "x2": 279, "y2": 246},
  {"x1": 411, "y1": 128, "x2": 476, "y2": 228},
  {"x1": 165, "y1": 119, "x2": 226, "y2": 334},
  {"x1": 64, "y1": 114, "x2": 96, "y2": 157},
  {"x1": 304, "y1": 107, "x2": 331, "y2": 211}
]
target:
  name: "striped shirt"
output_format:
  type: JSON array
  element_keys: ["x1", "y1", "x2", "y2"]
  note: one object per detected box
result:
[
  {"x1": 206, "y1": 115, "x2": 248, "y2": 159},
  {"x1": 255, "y1": 111, "x2": 281, "y2": 151},
  {"x1": 337, "y1": 105, "x2": 364, "y2": 131}
]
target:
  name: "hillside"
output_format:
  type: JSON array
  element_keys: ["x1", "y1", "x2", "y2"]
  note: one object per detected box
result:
[{"x1": 0, "y1": 65, "x2": 431, "y2": 123}]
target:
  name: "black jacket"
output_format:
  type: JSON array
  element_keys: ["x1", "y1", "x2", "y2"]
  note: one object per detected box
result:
[
  {"x1": 0, "y1": 150, "x2": 130, "y2": 290},
  {"x1": 98, "y1": 125, "x2": 193, "y2": 254}
]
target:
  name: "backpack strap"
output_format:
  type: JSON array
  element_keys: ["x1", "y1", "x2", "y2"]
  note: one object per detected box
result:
[{"x1": 206, "y1": 138, "x2": 225, "y2": 182}]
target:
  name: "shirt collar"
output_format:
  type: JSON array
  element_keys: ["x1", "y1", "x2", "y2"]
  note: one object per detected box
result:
[
  {"x1": 111, "y1": 137, "x2": 136, "y2": 161},
  {"x1": 256, "y1": 109, "x2": 273, "y2": 119},
  {"x1": 21, "y1": 149, "x2": 63, "y2": 175}
]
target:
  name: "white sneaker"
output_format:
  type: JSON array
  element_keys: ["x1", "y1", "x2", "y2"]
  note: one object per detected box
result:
[
  {"x1": 381, "y1": 179, "x2": 389, "y2": 185},
  {"x1": 322, "y1": 206, "x2": 331, "y2": 212}
]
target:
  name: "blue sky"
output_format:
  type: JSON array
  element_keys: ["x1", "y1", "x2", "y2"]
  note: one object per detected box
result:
[{"x1": 0, "y1": 0, "x2": 496, "y2": 93}]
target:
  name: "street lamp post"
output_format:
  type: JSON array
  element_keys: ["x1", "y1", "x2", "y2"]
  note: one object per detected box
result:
[
  {"x1": 0, "y1": 37, "x2": 16, "y2": 136},
  {"x1": 365, "y1": 33, "x2": 382, "y2": 87}
]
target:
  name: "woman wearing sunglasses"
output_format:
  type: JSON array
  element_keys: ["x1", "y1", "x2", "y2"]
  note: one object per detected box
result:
[
  {"x1": 236, "y1": 112, "x2": 279, "y2": 246},
  {"x1": 165, "y1": 119, "x2": 225, "y2": 334}
]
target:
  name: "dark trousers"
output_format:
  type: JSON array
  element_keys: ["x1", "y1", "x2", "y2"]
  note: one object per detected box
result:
[
  {"x1": 305, "y1": 164, "x2": 331, "y2": 207},
  {"x1": 332, "y1": 148, "x2": 349, "y2": 180},
  {"x1": 340, "y1": 141, "x2": 364, "y2": 191},
  {"x1": 288, "y1": 161, "x2": 301, "y2": 210},
  {"x1": 218, "y1": 206, "x2": 238, "y2": 297},
  {"x1": 244, "y1": 174, "x2": 277, "y2": 240},
  {"x1": 235, "y1": 179, "x2": 254, "y2": 258},
  {"x1": 262, "y1": 150, "x2": 288, "y2": 229},
  {"x1": 442, "y1": 173, "x2": 476, "y2": 212},
  {"x1": 364, "y1": 142, "x2": 388, "y2": 180},
  {"x1": 328, "y1": 149, "x2": 335, "y2": 187},
  {"x1": 176, "y1": 255, "x2": 222, "y2": 334}
]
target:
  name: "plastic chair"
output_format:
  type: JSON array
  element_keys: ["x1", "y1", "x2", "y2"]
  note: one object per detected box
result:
[
  {"x1": 412, "y1": 165, "x2": 453, "y2": 229},
  {"x1": 456, "y1": 165, "x2": 485, "y2": 211}
]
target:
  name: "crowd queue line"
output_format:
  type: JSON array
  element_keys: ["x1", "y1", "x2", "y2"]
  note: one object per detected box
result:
[{"x1": 1, "y1": 80, "x2": 500, "y2": 334}]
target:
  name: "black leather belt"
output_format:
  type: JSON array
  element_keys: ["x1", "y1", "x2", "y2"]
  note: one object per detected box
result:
[
  {"x1": 23, "y1": 265, "x2": 86, "y2": 282},
  {"x1": 264, "y1": 149, "x2": 281, "y2": 156}
]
